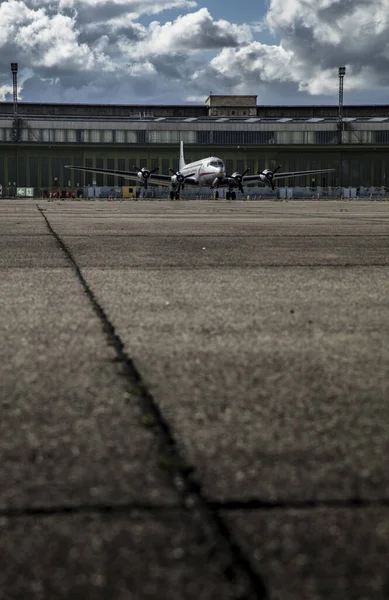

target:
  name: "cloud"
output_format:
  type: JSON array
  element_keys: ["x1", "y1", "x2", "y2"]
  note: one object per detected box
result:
[
  {"x1": 133, "y1": 8, "x2": 252, "y2": 55},
  {"x1": 1, "y1": 0, "x2": 389, "y2": 104},
  {"x1": 264, "y1": 0, "x2": 389, "y2": 94},
  {"x1": 189, "y1": 0, "x2": 389, "y2": 103}
]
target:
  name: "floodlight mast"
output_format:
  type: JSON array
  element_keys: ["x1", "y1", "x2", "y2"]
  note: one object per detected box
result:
[
  {"x1": 338, "y1": 67, "x2": 346, "y2": 144},
  {"x1": 10, "y1": 63, "x2": 18, "y2": 118}
]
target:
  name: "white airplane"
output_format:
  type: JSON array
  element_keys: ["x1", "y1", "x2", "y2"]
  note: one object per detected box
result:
[{"x1": 66, "y1": 142, "x2": 335, "y2": 199}]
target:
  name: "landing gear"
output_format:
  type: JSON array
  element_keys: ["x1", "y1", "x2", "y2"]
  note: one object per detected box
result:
[
  {"x1": 226, "y1": 191, "x2": 236, "y2": 200},
  {"x1": 170, "y1": 190, "x2": 180, "y2": 200},
  {"x1": 213, "y1": 190, "x2": 219, "y2": 199}
]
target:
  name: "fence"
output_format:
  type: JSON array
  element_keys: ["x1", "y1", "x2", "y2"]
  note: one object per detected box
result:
[{"x1": 2, "y1": 185, "x2": 389, "y2": 200}]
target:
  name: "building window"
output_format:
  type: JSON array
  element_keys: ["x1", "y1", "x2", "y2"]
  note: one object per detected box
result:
[
  {"x1": 137, "y1": 130, "x2": 147, "y2": 144},
  {"x1": 212, "y1": 131, "x2": 275, "y2": 145},
  {"x1": 90, "y1": 130, "x2": 101, "y2": 143},
  {"x1": 41, "y1": 157, "x2": 49, "y2": 186},
  {"x1": 115, "y1": 130, "x2": 126, "y2": 143},
  {"x1": 96, "y1": 158, "x2": 104, "y2": 186},
  {"x1": 225, "y1": 159, "x2": 234, "y2": 175},
  {"x1": 246, "y1": 160, "x2": 255, "y2": 176},
  {"x1": 162, "y1": 158, "x2": 170, "y2": 175},
  {"x1": 197, "y1": 131, "x2": 211, "y2": 144},
  {"x1": 102, "y1": 130, "x2": 113, "y2": 143},
  {"x1": 41, "y1": 129, "x2": 54, "y2": 142},
  {"x1": 29, "y1": 157, "x2": 40, "y2": 187},
  {"x1": 236, "y1": 160, "x2": 245, "y2": 174},
  {"x1": 374, "y1": 131, "x2": 389, "y2": 144},
  {"x1": 52, "y1": 158, "x2": 61, "y2": 187},
  {"x1": 315, "y1": 131, "x2": 337, "y2": 144},
  {"x1": 67, "y1": 130, "x2": 77, "y2": 143},
  {"x1": 54, "y1": 130, "x2": 66, "y2": 142},
  {"x1": 85, "y1": 158, "x2": 93, "y2": 185},
  {"x1": 107, "y1": 159, "x2": 115, "y2": 186},
  {"x1": 18, "y1": 156, "x2": 27, "y2": 186},
  {"x1": 116, "y1": 159, "x2": 125, "y2": 186},
  {"x1": 28, "y1": 129, "x2": 40, "y2": 142}
]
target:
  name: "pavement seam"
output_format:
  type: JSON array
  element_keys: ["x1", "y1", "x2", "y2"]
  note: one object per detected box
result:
[
  {"x1": 36, "y1": 205, "x2": 267, "y2": 600},
  {"x1": 0, "y1": 503, "x2": 180, "y2": 518},
  {"x1": 211, "y1": 498, "x2": 389, "y2": 510},
  {"x1": 3, "y1": 496, "x2": 388, "y2": 520}
]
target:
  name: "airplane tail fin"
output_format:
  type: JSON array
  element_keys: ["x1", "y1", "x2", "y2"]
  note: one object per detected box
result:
[{"x1": 179, "y1": 140, "x2": 186, "y2": 171}]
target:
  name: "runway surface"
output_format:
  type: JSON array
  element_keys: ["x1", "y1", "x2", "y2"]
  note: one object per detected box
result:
[{"x1": 1, "y1": 199, "x2": 388, "y2": 599}]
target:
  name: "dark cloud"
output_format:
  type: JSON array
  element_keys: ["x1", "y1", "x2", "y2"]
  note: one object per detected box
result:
[{"x1": 1, "y1": 0, "x2": 389, "y2": 104}]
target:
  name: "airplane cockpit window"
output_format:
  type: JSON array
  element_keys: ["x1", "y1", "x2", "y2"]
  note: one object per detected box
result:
[{"x1": 209, "y1": 160, "x2": 225, "y2": 168}]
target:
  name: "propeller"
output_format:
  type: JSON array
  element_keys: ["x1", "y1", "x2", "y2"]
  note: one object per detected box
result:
[
  {"x1": 230, "y1": 169, "x2": 249, "y2": 193},
  {"x1": 262, "y1": 165, "x2": 281, "y2": 191},
  {"x1": 133, "y1": 166, "x2": 159, "y2": 189},
  {"x1": 169, "y1": 169, "x2": 195, "y2": 192}
]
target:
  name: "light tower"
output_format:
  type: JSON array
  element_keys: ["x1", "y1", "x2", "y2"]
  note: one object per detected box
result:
[
  {"x1": 10, "y1": 63, "x2": 18, "y2": 117},
  {"x1": 338, "y1": 67, "x2": 346, "y2": 197},
  {"x1": 10, "y1": 63, "x2": 20, "y2": 143},
  {"x1": 338, "y1": 67, "x2": 346, "y2": 144}
]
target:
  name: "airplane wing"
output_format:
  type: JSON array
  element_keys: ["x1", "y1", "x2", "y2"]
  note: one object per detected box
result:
[
  {"x1": 65, "y1": 165, "x2": 173, "y2": 186},
  {"x1": 242, "y1": 168, "x2": 335, "y2": 185}
]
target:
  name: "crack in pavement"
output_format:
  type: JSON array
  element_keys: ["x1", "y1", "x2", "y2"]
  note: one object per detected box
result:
[{"x1": 36, "y1": 204, "x2": 267, "y2": 600}]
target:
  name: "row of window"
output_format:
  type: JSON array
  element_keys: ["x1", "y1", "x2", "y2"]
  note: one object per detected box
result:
[{"x1": 2, "y1": 128, "x2": 389, "y2": 145}]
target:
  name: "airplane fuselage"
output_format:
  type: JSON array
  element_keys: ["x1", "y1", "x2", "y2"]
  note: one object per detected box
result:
[{"x1": 171, "y1": 156, "x2": 225, "y2": 188}]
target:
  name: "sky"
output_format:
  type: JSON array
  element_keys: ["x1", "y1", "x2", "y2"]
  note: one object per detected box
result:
[{"x1": 0, "y1": 0, "x2": 388, "y2": 106}]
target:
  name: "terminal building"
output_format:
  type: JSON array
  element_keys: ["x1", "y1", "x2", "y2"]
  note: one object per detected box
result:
[{"x1": 1, "y1": 94, "x2": 389, "y2": 195}]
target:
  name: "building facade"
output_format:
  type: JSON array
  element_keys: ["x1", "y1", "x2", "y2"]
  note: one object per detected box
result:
[{"x1": 1, "y1": 95, "x2": 389, "y2": 191}]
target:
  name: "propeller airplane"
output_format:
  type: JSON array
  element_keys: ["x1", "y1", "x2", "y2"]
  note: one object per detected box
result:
[{"x1": 66, "y1": 142, "x2": 334, "y2": 199}]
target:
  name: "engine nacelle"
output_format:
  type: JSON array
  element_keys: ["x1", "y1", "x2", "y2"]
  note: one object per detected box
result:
[
  {"x1": 259, "y1": 166, "x2": 280, "y2": 190},
  {"x1": 137, "y1": 169, "x2": 150, "y2": 182},
  {"x1": 134, "y1": 165, "x2": 158, "y2": 189},
  {"x1": 171, "y1": 172, "x2": 185, "y2": 184}
]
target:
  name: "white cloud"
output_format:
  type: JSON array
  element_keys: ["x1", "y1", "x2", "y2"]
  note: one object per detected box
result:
[
  {"x1": 1, "y1": 0, "x2": 389, "y2": 104},
  {"x1": 137, "y1": 8, "x2": 252, "y2": 54},
  {"x1": 264, "y1": 0, "x2": 389, "y2": 94},
  {"x1": 189, "y1": 0, "x2": 389, "y2": 102},
  {"x1": 0, "y1": 85, "x2": 13, "y2": 101}
]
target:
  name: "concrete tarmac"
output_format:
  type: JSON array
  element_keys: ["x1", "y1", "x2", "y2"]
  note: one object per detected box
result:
[{"x1": 0, "y1": 199, "x2": 388, "y2": 600}]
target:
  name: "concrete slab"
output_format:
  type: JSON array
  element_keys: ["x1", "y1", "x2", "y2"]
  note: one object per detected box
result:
[
  {"x1": 0, "y1": 510, "x2": 236, "y2": 599},
  {"x1": 81, "y1": 267, "x2": 389, "y2": 502},
  {"x1": 2, "y1": 199, "x2": 389, "y2": 599},
  {"x1": 224, "y1": 508, "x2": 389, "y2": 600},
  {"x1": 0, "y1": 268, "x2": 176, "y2": 508}
]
